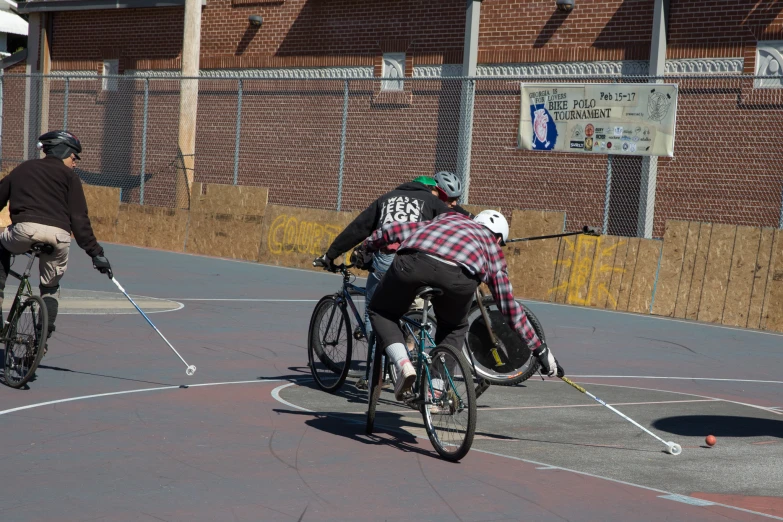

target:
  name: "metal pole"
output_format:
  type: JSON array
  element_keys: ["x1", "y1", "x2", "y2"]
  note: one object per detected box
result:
[
  {"x1": 779, "y1": 183, "x2": 783, "y2": 229},
  {"x1": 63, "y1": 76, "x2": 69, "y2": 129},
  {"x1": 0, "y1": 73, "x2": 4, "y2": 162},
  {"x1": 336, "y1": 79, "x2": 349, "y2": 211},
  {"x1": 603, "y1": 154, "x2": 612, "y2": 235},
  {"x1": 233, "y1": 78, "x2": 242, "y2": 185},
  {"x1": 140, "y1": 78, "x2": 149, "y2": 205}
]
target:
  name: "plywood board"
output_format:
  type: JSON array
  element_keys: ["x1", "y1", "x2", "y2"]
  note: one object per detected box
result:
[
  {"x1": 673, "y1": 221, "x2": 702, "y2": 319},
  {"x1": 550, "y1": 236, "x2": 575, "y2": 304},
  {"x1": 114, "y1": 204, "x2": 188, "y2": 252},
  {"x1": 627, "y1": 239, "x2": 663, "y2": 314},
  {"x1": 565, "y1": 235, "x2": 598, "y2": 306},
  {"x1": 509, "y1": 209, "x2": 565, "y2": 240},
  {"x1": 651, "y1": 221, "x2": 689, "y2": 317},
  {"x1": 696, "y1": 224, "x2": 736, "y2": 324},
  {"x1": 722, "y1": 226, "x2": 761, "y2": 327},
  {"x1": 616, "y1": 238, "x2": 641, "y2": 311},
  {"x1": 82, "y1": 184, "x2": 121, "y2": 243},
  {"x1": 506, "y1": 238, "x2": 559, "y2": 302},
  {"x1": 186, "y1": 212, "x2": 265, "y2": 261},
  {"x1": 258, "y1": 205, "x2": 361, "y2": 271},
  {"x1": 586, "y1": 235, "x2": 622, "y2": 309},
  {"x1": 748, "y1": 228, "x2": 775, "y2": 329},
  {"x1": 190, "y1": 182, "x2": 269, "y2": 215},
  {"x1": 685, "y1": 223, "x2": 713, "y2": 320},
  {"x1": 604, "y1": 238, "x2": 630, "y2": 310},
  {"x1": 761, "y1": 230, "x2": 783, "y2": 332}
]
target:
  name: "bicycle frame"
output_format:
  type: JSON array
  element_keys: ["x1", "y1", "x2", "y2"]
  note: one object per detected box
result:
[
  {"x1": 403, "y1": 296, "x2": 466, "y2": 411},
  {"x1": 2, "y1": 253, "x2": 37, "y2": 339}
]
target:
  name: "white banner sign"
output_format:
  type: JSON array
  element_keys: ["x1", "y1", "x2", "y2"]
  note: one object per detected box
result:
[{"x1": 518, "y1": 83, "x2": 678, "y2": 157}]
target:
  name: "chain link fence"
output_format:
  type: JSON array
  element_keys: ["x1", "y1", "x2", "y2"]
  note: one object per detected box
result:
[{"x1": 2, "y1": 73, "x2": 782, "y2": 238}]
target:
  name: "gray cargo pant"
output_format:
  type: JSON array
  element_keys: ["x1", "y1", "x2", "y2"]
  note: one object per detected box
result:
[{"x1": 0, "y1": 222, "x2": 70, "y2": 327}]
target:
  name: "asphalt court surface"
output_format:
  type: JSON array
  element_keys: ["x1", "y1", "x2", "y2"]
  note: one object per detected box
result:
[{"x1": 1, "y1": 244, "x2": 782, "y2": 521}]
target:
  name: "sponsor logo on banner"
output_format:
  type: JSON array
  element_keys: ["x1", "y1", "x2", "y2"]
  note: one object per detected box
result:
[
  {"x1": 585, "y1": 138, "x2": 594, "y2": 151},
  {"x1": 585, "y1": 124, "x2": 595, "y2": 137},
  {"x1": 570, "y1": 141, "x2": 584, "y2": 149}
]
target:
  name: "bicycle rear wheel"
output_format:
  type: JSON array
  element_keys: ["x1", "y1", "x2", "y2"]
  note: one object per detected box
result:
[
  {"x1": 3, "y1": 296, "x2": 48, "y2": 389},
  {"x1": 422, "y1": 344, "x2": 476, "y2": 462},
  {"x1": 308, "y1": 296, "x2": 352, "y2": 393},
  {"x1": 463, "y1": 296, "x2": 543, "y2": 386}
]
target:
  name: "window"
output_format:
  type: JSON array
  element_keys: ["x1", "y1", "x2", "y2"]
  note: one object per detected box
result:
[
  {"x1": 102, "y1": 59, "x2": 119, "y2": 91},
  {"x1": 381, "y1": 53, "x2": 405, "y2": 91}
]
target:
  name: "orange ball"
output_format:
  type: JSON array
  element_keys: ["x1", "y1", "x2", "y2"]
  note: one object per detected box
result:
[{"x1": 705, "y1": 434, "x2": 716, "y2": 447}]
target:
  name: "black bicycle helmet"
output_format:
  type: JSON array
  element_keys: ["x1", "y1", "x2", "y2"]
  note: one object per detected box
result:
[
  {"x1": 37, "y1": 130, "x2": 82, "y2": 160},
  {"x1": 434, "y1": 171, "x2": 463, "y2": 199}
]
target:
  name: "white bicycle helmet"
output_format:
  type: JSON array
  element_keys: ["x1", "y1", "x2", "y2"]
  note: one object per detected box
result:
[
  {"x1": 474, "y1": 210, "x2": 509, "y2": 245},
  {"x1": 434, "y1": 171, "x2": 463, "y2": 199}
]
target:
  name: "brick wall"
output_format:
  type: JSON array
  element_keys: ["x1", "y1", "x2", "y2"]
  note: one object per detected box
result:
[{"x1": 50, "y1": 8, "x2": 184, "y2": 71}]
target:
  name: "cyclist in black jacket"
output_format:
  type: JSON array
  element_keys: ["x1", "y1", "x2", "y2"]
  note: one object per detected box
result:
[
  {"x1": 0, "y1": 131, "x2": 112, "y2": 341},
  {"x1": 315, "y1": 177, "x2": 456, "y2": 369}
]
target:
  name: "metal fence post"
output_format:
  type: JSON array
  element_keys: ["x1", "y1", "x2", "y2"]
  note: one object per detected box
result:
[
  {"x1": 140, "y1": 77, "x2": 149, "y2": 205},
  {"x1": 336, "y1": 79, "x2": 349, "y2": 211},
  {"x1": 603, "y1": 154, "x2": 613, "y2": 235},
  {"x1": 63, "y1": 77, "x2": 69, "y2": 129},
  {"x1": 0, "y1": 72, "x2": 4, "y2": 160},
  {"x1": 457, "y1": 78, "x2": 476, "y2": 204},
  {"x1": 779, "y1": 182, "x2": 783, "y2": 230},
  {"x1": 233, "y1": 78, "x2": 243, "y2": 186}
]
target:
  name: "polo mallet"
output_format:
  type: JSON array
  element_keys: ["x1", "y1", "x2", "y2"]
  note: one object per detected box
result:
[
  {"x1": 560, "y1": 376, "x2": 681, "y2": 455},
  {"x1": 506, "y1": 225, "x2": 600, "y2": 244},
  {"x1": 110, "y1": 275, "x2": 196, "y2": 376}
]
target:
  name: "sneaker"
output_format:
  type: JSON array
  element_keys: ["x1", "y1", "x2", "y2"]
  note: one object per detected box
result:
[
  {"x1": 355, "y1": 378, "x2": 368, "y2": 390},
  {"x1": 393, "y1": 361, "x2": 416, "y2": 401}
]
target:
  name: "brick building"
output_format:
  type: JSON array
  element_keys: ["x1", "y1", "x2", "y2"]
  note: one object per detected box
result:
[{"x1": 6, "y1": 0, "x2": 783, "y2": 237}]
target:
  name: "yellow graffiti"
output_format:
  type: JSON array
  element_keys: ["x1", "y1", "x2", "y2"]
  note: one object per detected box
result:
[
  {"x1": 268, "y1": 214, "x2": 342, "y2": 256},
  {"x1": 549, "y1": 235, "x2": 626, "y2": 307}
]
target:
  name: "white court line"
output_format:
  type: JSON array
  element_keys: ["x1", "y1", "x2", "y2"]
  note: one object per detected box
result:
[
  {"x1": 525, "y1": 298, "x2": 783, "y2": 338},
  {"x1": 569, "y1": 375, "x2": 783, "y2": 385},
  {"x1": 0, "y1": 378, "x2": 286, "y2": 417},
  {"x1": 473, "y1": 449, "x2": 783, "y2": 521},
  {"x1": 387, "y1": 398, "x2": 718, "y2": 414},
  {"x1": 270, "y1": 381, "x2": 783, "y2": 521}
]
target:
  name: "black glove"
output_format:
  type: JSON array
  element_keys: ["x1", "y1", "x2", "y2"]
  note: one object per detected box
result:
[
  {"x1": 349, "y1": 242, "x2": 374, "y2": 271},
  {"x1": 92, "y1": 254, "x2": 112, "y2": 278},
  {"x1": 313, "y1": 254, "x2": 338, "y2": 273},
  {"x1": 532, "y1": 343, "x2": 561, "y2": 377}
]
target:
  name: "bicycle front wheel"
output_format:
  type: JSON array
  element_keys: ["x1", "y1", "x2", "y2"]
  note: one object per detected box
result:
[
  {"x1": 463, "y1": 296, "x2": 542, "y2": 386},
  {"x1": 308, "y1": 296, "x2": 352, "y2": 393},
  {"x1": 422, "y1": 344, "x2": 476, "y2": 462},
  {"x1": 3, "y1": 296, "x2": 48, "y2": 389}
]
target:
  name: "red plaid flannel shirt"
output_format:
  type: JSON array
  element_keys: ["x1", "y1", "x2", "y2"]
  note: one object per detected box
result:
[{"x1": 364, "y1": 212, "x2": 542, "y2": 349}]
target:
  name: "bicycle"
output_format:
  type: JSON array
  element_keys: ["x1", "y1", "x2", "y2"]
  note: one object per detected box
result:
[
  {"x1": 307, "y1": 262, "x2": 369, "y2": 393},
  {"x1": 2, "y1": 243, "x2": 52, "y2": 388},
  {"x1": 365, "y1": 285, "x2": 477, "y2": 461},
  {"x1": 308, "y1": 261, "x2": 441, "y2": 394}
]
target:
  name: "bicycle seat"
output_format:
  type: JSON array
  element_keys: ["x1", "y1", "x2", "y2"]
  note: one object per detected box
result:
[
  {"x1": 415, "y1": 286, "x2": 443, "y2": 300},
  {"x1": 30, "y1": 242, "x2": 55, "y2": 256}
]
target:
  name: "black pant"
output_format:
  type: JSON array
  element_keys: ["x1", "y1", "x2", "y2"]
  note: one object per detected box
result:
[{"x1": 368, "y1": 250, "x2": 479, "y2": 352}]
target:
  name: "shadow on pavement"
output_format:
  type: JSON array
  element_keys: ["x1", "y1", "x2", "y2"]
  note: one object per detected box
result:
[{"x1": 653, "y1": 415, "x2": 783, "y2": 438}]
